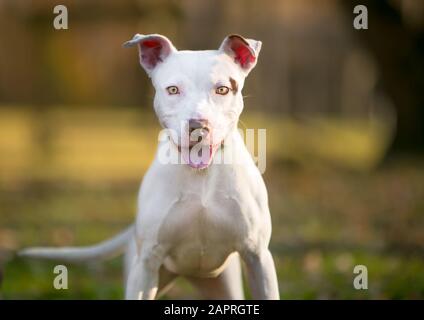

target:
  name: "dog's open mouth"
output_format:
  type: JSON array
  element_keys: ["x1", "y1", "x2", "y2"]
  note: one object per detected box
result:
[
  {"x1": 176, "y1": 142, "x2": 222, "y2": 169},
  {"x1": 178, "y1": 143, "x2": 221, "y2": 169}
]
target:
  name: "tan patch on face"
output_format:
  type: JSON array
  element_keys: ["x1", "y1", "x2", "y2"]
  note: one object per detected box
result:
[{"x1": 229, "y1": 77, "x2": 238, "y2": 94}]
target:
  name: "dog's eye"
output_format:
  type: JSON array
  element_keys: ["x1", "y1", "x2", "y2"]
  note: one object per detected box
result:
[
  {"x1": 215, "y1": 86, "x2": 230, "y2": 95},
  {"x1": 166, "y1": 86, "x2": 180, "y2": 95}
]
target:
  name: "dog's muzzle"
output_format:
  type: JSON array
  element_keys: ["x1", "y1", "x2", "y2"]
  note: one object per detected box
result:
[{"x1": 169, "y1": 119, "x2": 222, "y2": 169}]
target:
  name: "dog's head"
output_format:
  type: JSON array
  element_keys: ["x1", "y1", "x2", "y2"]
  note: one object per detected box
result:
[{"x1": 124, "y1": 34, "x2": 262, "y2": 169}]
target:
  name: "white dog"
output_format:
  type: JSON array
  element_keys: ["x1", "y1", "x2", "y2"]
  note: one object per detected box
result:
[{"x1": 20, "y1": 34, "x2": 280, "y2": 300}]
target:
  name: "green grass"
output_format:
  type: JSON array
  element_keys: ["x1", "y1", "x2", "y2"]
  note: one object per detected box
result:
[
  {"x1": 0, "y1": 107, "x2": 423, "y2": 299},
  {"x1": 1, "y1": 160, "x2": 423, "y2": 299}
]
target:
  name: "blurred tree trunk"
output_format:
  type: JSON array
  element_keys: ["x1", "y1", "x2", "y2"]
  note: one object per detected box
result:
[{"x1": 343, "y1": 0, "x2": 424, "y2": 153}]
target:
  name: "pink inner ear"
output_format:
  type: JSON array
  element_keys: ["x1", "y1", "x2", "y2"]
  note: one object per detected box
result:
[
  {"x1": 142, "y1": 40, "x2": 160, "y2": 48},
  {"x1": 139, "y1": 40, "x2": 163, "y2": 69},
  {"x1": 232, "y1": 43, "x2": 256, "y2": 69}
]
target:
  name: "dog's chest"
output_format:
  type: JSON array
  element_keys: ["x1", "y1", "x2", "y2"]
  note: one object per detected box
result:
[{"x1": 158, "y1": 184, "x2": 249, "y2": 275}]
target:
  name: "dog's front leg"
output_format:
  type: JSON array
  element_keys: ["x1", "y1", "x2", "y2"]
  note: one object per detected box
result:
[
  {"x1": 240, "y1": 248, "x2": 280, "y2": 300},
  {"x1": 125, "y1": 245, "x2": 166, "y2": 300}
]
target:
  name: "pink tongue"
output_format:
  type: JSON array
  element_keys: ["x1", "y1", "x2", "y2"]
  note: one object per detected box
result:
[{"x1": 183, "y1": 145, "x2": 215, "y2": 169}]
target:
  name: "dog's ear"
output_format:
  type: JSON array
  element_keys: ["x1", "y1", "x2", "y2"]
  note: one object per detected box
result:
[
  {"x1": 219, "y1": 34, "x2": 262, "y2": 75},
  {"x1": 123, "y1": 34, "x2": 177, "y2": 75}
]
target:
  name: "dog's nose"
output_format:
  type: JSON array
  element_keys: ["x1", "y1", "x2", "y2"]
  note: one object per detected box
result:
[{"x1": 188, "y1": 119, "x2": 210, "y2": 139}]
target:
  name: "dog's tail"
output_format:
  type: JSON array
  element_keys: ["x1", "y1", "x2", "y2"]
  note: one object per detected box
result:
[{"x1": 18, "y1": 225, "x2": 134, "y2": 263}]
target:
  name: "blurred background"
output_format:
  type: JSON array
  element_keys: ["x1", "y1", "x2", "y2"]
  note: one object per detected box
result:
[{"x1": 0, "y1": 0, "x2": 423, "y2": 299}]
